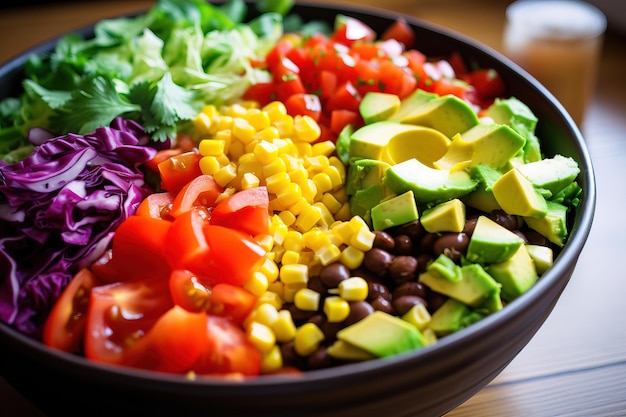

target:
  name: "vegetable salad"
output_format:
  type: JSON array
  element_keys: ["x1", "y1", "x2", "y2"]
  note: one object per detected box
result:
[{"x1": 0, "y1": 0, "x2": 577, "y2": 378}]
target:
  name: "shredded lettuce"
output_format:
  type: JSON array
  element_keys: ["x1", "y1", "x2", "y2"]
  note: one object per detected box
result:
[
  {"x1": 0, "y1": 118, "x2": 157, "y2": 337},
  {"x1": 0, "y1": 0, "x2": 291, "y2": 161}
]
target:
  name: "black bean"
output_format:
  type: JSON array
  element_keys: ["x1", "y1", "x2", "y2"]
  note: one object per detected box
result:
[
  {"x1": 392, "y1": 281, "x2": 427, "y2": 299},
  {"x1": 319, "y1": 262, "x2": 350, "y2": 288},
  {"x1": 367, "y1": 281, "x2": 391, "y2": 302},
  {"x1": 308, "y1": 275, "x2": 327, "y2": 294},
  {"x1": 283, "y1": 302, "x2": 316, "y2": 323},
  {"x1": 433, "y1": 232, "x2": 469, "y2": 260},
  {"x1": 372, "y1": 230, "x2": 395, "y2": 251},
  {"x1": 363, "y1": 248, "x2": 394, "y2": 276},
  {"x1": 521, "y1": 228, "x2": 550, "y2": 246},
  {"x1": 345, "y1": 301, "x2": 374, "y2": 325},
  {"x1": 370, "y1": 295, "x2": 394, "y2": 314},
  {"x1": 387, "y1": 255, "x2": 418, "y2": 284},
  {"x1": 463, "y1": 217, "x2": 479, "y2": 236},
  {"x1": 395, "y1": 219, "x2": 425, "y2": 241},
  {"x1": 392, "y1": 295, "x2": 427, "y2": 316},
  {"x1": 281, "y1": 341, "x2": 306, "y2": 367},
  {"x1": 426, "y1": 290, "x2": 448, "y2": 313},
  {"x1": 307, "y1": 347, "x2": 335, "y2": 370},
  {"x1": 415, "y1": 253, "x2": 434, "y2": 273},
  {"x1": 489, "y1": 210, "x2": 520, "y2": 230},
  {"x1": 393, "y1": 234, "x2": 413, "y2": 256},
  {"x1": 417, "y1": 232, "x2": 438, "y2": 254}
]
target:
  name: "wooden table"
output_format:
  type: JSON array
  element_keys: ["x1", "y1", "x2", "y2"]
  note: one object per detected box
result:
[{"x1": 1, "y1": 1, "x2": 625, "y2": 415}]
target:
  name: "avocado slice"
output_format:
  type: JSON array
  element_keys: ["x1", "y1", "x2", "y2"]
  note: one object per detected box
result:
[
  {"x1": 466, "y1": 215, "x2": 525, "y2": 264},
  {"x1": 420, "y1": 198, "x2": 466, "y2": 233},
  {"x1": 486, "y1": 244, "x2": 538, "y2": 301},
  {"x1": 419, "y1": 261, "x2": 501, "y2": 307},
  {"x1": 393, "y1": 94, "x2": 480, "y2": 138},
  {"x1": 484, "y1": 97, "x2": 542, "y2": 163},
  {"x1": 390, "y1": 88, "x2": 438, "y2": 121},
  {"x1": 434, "y1": 123, "x2": 526, "y2": 171},
  {"x1": 336, "y1": 311, "x2": 425, "y2": 357},
  {"x1": 346, "y1": 158, "x2": 393, "y2": 219},
  {"x1": 359, "y1": 91, "x2": 401, "y2": 124},
  {"x1": 492, "y1": 167, "x2": 548, "y2": 218},
  {"x1": 326, "y1": 339, "x2": 377, "y2": 361},
  {"x1": 523, "y1": 201, "x2": 569, "y2": 247},
  {"x1": 383, "y1": 158, "x2": 477, "y2": 206},
  {"x1": 526, "y1": 244, "x2": 554, "y2": 275},
  {"x1": 463, "y1": 164, "x2": 503, "y2": 212},
  {"x1": 349, "y1": 121, "x2": 450, "y2": 167},
  {"x1": 517, "y1": 154, "x2": 580, "y2": 197},
  {"x1": 427, "y1": 298, "x2": 470, "y2": 336},
  {"x1": 370, "y1": 190, "x2": 419, "y2": 231}
]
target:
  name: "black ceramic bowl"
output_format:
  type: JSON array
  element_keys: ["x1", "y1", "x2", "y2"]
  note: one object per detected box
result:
[{"x1": 0, "y1": 2, "x2": 595, "y2": 417}]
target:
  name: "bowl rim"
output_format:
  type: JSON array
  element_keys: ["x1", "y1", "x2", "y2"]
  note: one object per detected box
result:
[{"x1": 0, "y1": 0, "x2": 596, "y2": 391}]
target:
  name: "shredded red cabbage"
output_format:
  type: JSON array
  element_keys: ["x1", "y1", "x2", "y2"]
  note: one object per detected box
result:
[{"x1": 0, "y1": 118, "x2": 157, "y2": 338}]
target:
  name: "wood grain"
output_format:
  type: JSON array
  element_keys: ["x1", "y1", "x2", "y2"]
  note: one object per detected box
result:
[{"x1": 1, "y1": 1, "x2": 625, "y2": 416}]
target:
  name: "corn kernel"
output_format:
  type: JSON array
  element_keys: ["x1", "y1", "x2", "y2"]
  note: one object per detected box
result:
[
  {"x1": 263, "y1": 101, "x2": 288, "y2": 123},
  {"x1": 247, "y1": 322, "x2": 276, "y2": 353},
  {"x1": 256, "y1": 290, "x2": 283, "y2": 310},
  {"x1": 241, "y1": 172, "x2": 260, "y2": 189},
  {"x1": 270, "y1": 215, "x2": 288, "y2": 245},
  {"x1": 262, "y1": 157, "x2": 287, "y2": 178},
  {"x1": 214, "y1": 162, "x2": 237, "y2": 187},
  {"x1": 244, "y1": 139, "x2": 260, "y2": 154},
  {"x1": 282, "y1": 282, "x2": 306, "y2": 303},
  {"x1": 266, "y1": 281, "x2": 284, "y2": 300},
  {"x1": 245, "y1": 271, "x2": 269, "y2": 296},
  {"x1": 294, "y1": 141, "x2": 312, "y2": 158},
  {"x1": 300, "y1": 178, "x2": 318, "y2": 202},
  {"x1": 265, "y1": 171, "x2": 291, "y2": 194},
  {"x1": 278, "y1": 210, "x2": 296, "y2": 226},
  {"x1": 232, "y1": 118, "x2": 256, "y2": 144},
  {"x1": 305, "y1": 155, "x2": 329, "y2": 174},
  {"x1": 402, "y1": 303, "x2": 432, "y2": 331},
  {"x1": 293, "y1": 115, "x2": 321, "y2": 143},
  {"x1": 313, "y1": 202, "x2": 335, "y2": 228},
  {"x1": 215, "y1": 116, "x2": 234, "y2": 131},
  {"x1": 254, "y1": 303, "x2": 280, "y2": 327},
  {"x1": 294, "y1": 204, "x2": 321, "y2": 232},
  {"x1": 294, "y1": 322, "x2": 324, "y2": 356},
  {"x1": 323, "y1": 165, "x2": 343, "y2": 190},
  {"x1": 333, "y1": 187, "x2": 349, "y2": 204},
  {"x1": 312, "y1": 172, "x2": 333, "y2": 194},
  {"x1": 253, "y1": 141, "x2": 279, "y2": 165},
  {"x1": 350, "y1": 225, "x2": 376, "y2": 252},
  {"x1": 311, "y1": 140, "x2": 336, "y2": 157},
  {"x1": 228, "y1": 139, "x2": 245, "y2": 161},
  {"x1": 320, "y1": 193, "x2": 342, "y2": 214},
  {"x1": 199, "y1": 139, "x2": 225, "y2": 156},
  {"x1": 255, "y1": 126, "x2": 280, "y2": 142},
  {"x1": 287, "y1": 197, "x2": 309, "y2": 216},
  {"x1": 302, "y1": 228, "x2": 328, "y2": 251},
  {"x1": 255, "y1": 235, "x2": 274, "y2": 252},
  {"x1": 281, "y1": 250, "x2": 300, "y2": 265},
  {"x1": 276, "y1": 182, "x2": 302, "y2": 207},
  {"x1": 294, "y1": 288, "x2": 320, "y2": 311},
  {"x1": 199, "y1": 155, "x2": 221, "y2": 175},
  {"x1": 273, "y1": 116, "x2": 294, "y2": 138},
  {"x1": 279, "y1": 263, "x2": 308, "y2": 285},
  {"x1": 288, "y1": 166, "x2": 308, "y2": 184},
  {"x1": 338, "y1": 277, "x2": 369, "y2": 301},
  {"x1": 259, "y1": 257, "x2": 279, "y2": 282},
  {"x1": 324, "y1": 296, "x2": 350, "y2": 323},
  {"x1": 246, "y1": 108, "x2": 271, "y2": 131},
  {"x1": 315, "y1": 243, "x2": 341, "y2": 266},
  {"x1": 340, "y1": 245, "x2": 365, "y2": 270},
  {"x1": 192, "y1": 112, "x2": 212, "y2": 135},
  {"x1": 201, "y1": 104, "x2": 219, "y2": 119},
  {"x1": 272, "y1": 310, "x2": 297, "y2": 342},
  {"x1": 334, "y1": 202, "x2": 352, "y2": 221},
  {"x1": 226, "y1": 103, "x2": 248, "y2": 118},
  {"x1": 283, "y1": 230, "x2": 304, "y2": 252},
  {"x1": 261, "y1": 345, "x2": 283, "y2": 373}
]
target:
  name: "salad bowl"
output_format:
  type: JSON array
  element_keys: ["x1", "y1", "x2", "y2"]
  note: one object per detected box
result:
[{"x1": 0, "y1": 1, "x2": 595, "y2": 416}]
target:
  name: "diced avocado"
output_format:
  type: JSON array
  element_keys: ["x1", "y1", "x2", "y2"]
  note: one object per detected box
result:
[
  {"x1": 336, "y1": 311, "x2": 425, "y2": 357},
  {"x1": 420, "y1": 198, "x2": 466, "y2": 233},
  {"x1": 419, "y1": 262, "x2": 501, "y2": 307},
  {"x1": 434, "y1": 123, "x2": 526, "y2": 171},
  {"x1": 463, "y1": 164, "x2": 503, "y2": 212},
  {"x1": 428, "y1": 298, "x2": 470, "y2": 336},
  {"x1": 550, "y1": 181, "x2": 582, "y2": 207},
  {"x1": 526, "y1": 244, "x2": 554, "y2": 275},
  {"x1": 466, "y1": 216, "x2": 525, "y2": 264},
  {"x1": 326, "y1": 340, "x2": 377, "y2": 361},
  {"x1": 478, "y1": 290, "x2": 504, "y2": 314},
  {"x1": 350, "y1": 185, "x2": 387, "y2": 220},
  {"x1": 492, "y1": 168, "x2": 548, "y2": 218},
  {"x1": 517, "y1": 154, "x2": 580, "y2": 197},
  {"x1": 359, "y1": 91, "x2": 401, "y2": 124},
  {"x1": 486, "y1": 244, "x2": 538, "y2": 301},
  {"x1": 371, "y1": 190, "x2": 419, "y2": 231},
  {"x1": 383, "y1": 158, "x2": 477, "y2": 206},
  {"x1": 394, "y1": 94, "x2": 480, "y2": 138},
  {"x1": 336, "y1": 123, "x2": 354, "y2": 165},
  {"x1": 390, "y1": 88, "x2": 438, "y2": 121},
  {"x1": 349, "y1": 121, "x2": 450, "y2": 167},
  {"x1": 427, "y1": 254, "x2": 462, "y2": 282},
  {"x1": 346, "y1": 158, "x2": 393, "y2": 219},
  {"x1": 523, "y1": 201, "x2": 569, "y2": 247},
  {"x1": 484, "y1": 97, "x2": 541, "y2": 163}
]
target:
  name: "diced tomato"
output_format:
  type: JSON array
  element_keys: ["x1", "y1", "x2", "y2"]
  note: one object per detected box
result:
[
  {"x1": 42, "y1": 268, "x2": 99, "y2": 353},
  {"x1": 284, "y1": 93, "x2": 322, "y2": 121},
  {"x1": 432, "y1": 77, "x2": 472, "y2": 100},
  {"x1": 463, "y1": 68, "x2": 506, "y2": 102},
  {"x1": 136, "y1": 192, "x2": 174, "y2": 220},
  {"x1": 243, "y1": 82, "x2": 275, "y2": 106},
  {"x1": 208, "y1": 284, "x2": 257, "y2": 323},
  {"x1": 157, "y1": 150, "x2": 203, "y2": 193},
  {"x1": 326, "y1": 81, "x2": 361, "y2": 113},
  {"x1": 169, "y1": 269, "x2": 213, "y2": 313},
  {"x1": 144, "y1": 148, "x2": 183, "y2": 173},
  {"x1": 84, "y1": 275, "x2": 173, "y2": 365},
  {"x1": 164, "y1": 207, "x2": 212, "y2": 276},
  {"x1": 193, "y1": 315, "x2": 261, "y2": 376},
  {"x1": 331, "y1": 16, "x2": 376, "y2": 46},
  {"x1": 381, "y1": 18, "x2": 416, "y2": 48},
  {"x1": 203, "y1": 225, "x2": 266, "y2": 286},
  {"x1": 210, "y1": 186, "x2": 270, "y2": 237},
  {"x1": 330, "y1": 109, "x2": 361, "y2": 135},
  {"x1": 169, "y1": 174, "x2": 223, "y2": 218},
  {"x1": 110, "y1": 215, "x2": 172, "y2": 282}
]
